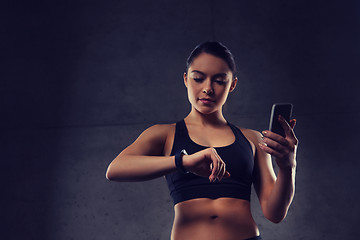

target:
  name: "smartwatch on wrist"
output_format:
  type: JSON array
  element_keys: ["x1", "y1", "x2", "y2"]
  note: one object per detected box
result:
[{"x1": 175, "y1": 149, "x2": 189, "y2": 174}]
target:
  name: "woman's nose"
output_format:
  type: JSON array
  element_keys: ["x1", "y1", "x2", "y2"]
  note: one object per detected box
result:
[{"x1": 202, "y1": 78, "x2": 214, "y2": 94}]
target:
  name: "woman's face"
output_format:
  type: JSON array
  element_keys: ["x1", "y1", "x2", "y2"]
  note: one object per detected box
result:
[{"x1": 184, "y1": 53, "x2": 237, "y2": 115}]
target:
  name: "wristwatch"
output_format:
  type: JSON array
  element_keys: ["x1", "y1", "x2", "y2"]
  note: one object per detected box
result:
[{"x1": 175, "y1": 149, "x2": 189, "y2": 174}]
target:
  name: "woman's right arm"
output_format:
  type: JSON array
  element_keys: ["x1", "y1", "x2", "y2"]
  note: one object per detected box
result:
[
  {"x1": 106, "y1": 124, "x2": 230, "y2": 182},
  {"x1": 106, "y1": 124, "x2": 177, "y2": 182}
]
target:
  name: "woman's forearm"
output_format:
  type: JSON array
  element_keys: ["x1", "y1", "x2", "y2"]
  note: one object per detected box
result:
[
  {"x1": 265, "y1": 166, "x2": 296, "y2": 223},
  {"x1": 106, "y1": 154, "x2": 176, "y2": 182}
]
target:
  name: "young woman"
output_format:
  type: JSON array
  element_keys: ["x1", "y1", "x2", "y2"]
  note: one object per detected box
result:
[{"x1": 106, "y1": 42, "x2": 298, "y2": 240}]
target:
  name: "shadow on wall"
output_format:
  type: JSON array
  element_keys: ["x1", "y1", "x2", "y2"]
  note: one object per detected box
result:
[{"x1": 3, "y1": 2, "x2": 85, "y2": 239}]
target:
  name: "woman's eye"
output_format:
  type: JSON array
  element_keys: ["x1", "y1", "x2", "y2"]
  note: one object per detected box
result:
[
  {"x1": 215, "y1": 80, "x2": 226, "y2": 85},
  {"x1": 193, "y1": 78, "x2": 203, "y2": 82}
]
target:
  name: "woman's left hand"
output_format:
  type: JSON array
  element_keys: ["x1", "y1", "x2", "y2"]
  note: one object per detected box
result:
[{"x1": 259, "y1": 115, "x2": 299, "y2": 170}]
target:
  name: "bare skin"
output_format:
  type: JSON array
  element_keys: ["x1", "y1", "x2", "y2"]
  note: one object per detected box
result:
[
  {"x1": 163, "y1": 120, "x2": 260, "y2": 240},
  {"x1": 106, "y1": 53, "x2": 298, "y2": 240}
]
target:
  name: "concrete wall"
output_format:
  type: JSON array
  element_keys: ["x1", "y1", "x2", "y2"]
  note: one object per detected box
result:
[{"x1": 3, "y1": 0, "x2": 359, "y2": 239}]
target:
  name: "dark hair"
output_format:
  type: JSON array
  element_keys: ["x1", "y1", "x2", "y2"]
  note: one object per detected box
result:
[{"x1": 186, "y1": 41, "x2": 236, "y2": 75}]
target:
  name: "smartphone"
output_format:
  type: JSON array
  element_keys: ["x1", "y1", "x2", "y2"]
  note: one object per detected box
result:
[{"x1": 269, "y1": 103, "x2": 293, "y2": 137}]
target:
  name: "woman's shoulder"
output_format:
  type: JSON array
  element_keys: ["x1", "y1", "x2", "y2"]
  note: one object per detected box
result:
[
  {"x1": 146, "y1": 122, "x2": 176, "y2": 133},
  {"x1": 144, "y1": 123, "x2": 176, "y2": 156},
  {"x1": 140, "y1": 123, "x2": 176, "y2": 141},
  {"x1": 238, "y1": 127, "x2": 262, "y2": 141},
  {"x1": 235, "y1": 126, "x2": 263, "y2": 154}
]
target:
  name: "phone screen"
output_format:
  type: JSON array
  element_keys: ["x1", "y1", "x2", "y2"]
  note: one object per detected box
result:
[{"x1": 269, "y1": 103, "x2": 293, "y2": 137}]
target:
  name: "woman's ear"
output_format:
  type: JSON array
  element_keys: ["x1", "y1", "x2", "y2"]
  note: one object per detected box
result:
[
  {"x1": 229, "y1": 77, "x2": 238, "y2": 92},
  {"x1": 183, "y1": 72, "x2": 188, "y2": 88}
]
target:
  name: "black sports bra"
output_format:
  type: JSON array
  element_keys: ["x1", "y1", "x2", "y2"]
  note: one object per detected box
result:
[{"x1": 165, "y1": 119, "x2": 255, "y2": 205}]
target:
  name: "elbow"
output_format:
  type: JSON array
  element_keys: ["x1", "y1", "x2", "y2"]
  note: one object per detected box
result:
[
  {"x1": 105, "y1": 162, "x2": 130, "y2": 181},
  {"x1": 105, "y1": 170, "x2": 112, "y2": 181},
  {"x1": 105, "y1": 164, "x2": 115, "y2": 181},
  {"x1": 264, "y1": 210, "x2": 288, "y2": 224},
  {"x1": 266, "y1": 215, "x2": 285, "y2": 224},
  {"x1": 263, "y1": 205, "x2": 288, "y2": 224},
  {"x1": 106, "y1": 153, "x2": 130, "y2": 181}
]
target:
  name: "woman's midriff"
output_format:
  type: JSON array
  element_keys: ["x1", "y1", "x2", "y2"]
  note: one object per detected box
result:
[{"x1": 171, "y1": 197, "x2": 259, "y2": 240}]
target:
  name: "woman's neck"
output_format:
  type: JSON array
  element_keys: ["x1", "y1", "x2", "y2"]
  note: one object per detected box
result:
[{"x1": 185, "y1": 107, "x2": 227, "y2": 127}]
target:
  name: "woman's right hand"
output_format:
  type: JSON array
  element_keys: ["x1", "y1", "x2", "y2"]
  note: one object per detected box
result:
[{"x1": 182, "y1": 148, "x2": 230, "y2": 182}]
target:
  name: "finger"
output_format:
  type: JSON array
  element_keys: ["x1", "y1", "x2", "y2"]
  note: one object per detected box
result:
[
  {"x1": 213, "y1": 149, "x2": 222, "y2": 181},
  {"x1": 212, "y1": 148, "x2": 226, "y2": 182},
  {"x1": 280, "y1": 117, "x2": 298, "y2": 146},
  {"x1": 209, "y1": 148, "x2": 221, "y2": 182},
  {"x1": 289, "y1": 119, "x2": 296, "y2": 129},
  {"x1": 262, "y1": 130, "x2": 288, "y2": 146},
  {"x1": 278, "y1": 115, "x2": 297, "y2": 140},
  {"x1": 289, "y1": 119, "x2": 299, "y2": 146},
  {"x1": 217, "y1": 162, "x2": 226, "y2": 181},
  {"x1": 258, "y1": 142, "x2": 282, "y2": 158},
  {"x1": 220, "y1": 161, "x2": 228, "y2": 181},
  {"x1": 262, "y1": 136, "x2": 288, "y2": 153},
  {"x1": 278, "y1": 115, "x2": 293, "y2": 137},
  {"x1": 215, "y1": 160, "x2": 224, "y2": 180}
]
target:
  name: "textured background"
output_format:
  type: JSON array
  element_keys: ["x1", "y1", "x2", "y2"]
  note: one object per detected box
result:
[{"x1": 2, "y1": 0, "x2": 360, "y2": 239}]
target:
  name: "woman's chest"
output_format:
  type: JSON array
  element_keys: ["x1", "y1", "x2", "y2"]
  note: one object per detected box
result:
[{"x1": 187, "y1": 126, "x2": 235, "y2": 148}]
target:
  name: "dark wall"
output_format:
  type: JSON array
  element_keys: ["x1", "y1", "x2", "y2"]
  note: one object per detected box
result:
[{"x1": 3, "y1": 1, "x2": 359, "y2": 239}]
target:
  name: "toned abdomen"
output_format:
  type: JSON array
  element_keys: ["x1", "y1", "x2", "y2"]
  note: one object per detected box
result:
[{"x1": 171, "y1": 197, "x2": 259, "y2": 240}]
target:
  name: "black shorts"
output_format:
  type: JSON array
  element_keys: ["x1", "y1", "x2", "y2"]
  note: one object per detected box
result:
[{"x1": 244, "y1": 236, "x2": 262, "y2": 240}]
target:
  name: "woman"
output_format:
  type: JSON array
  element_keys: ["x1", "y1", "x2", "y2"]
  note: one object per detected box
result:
[{"x1": 106, "y1": 42, "x2": 298, "y2": 240}]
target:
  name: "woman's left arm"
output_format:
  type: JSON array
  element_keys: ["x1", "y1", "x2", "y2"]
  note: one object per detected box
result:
[{"x1": 247, "y1": 116, "x2": 298, "y2": 223}]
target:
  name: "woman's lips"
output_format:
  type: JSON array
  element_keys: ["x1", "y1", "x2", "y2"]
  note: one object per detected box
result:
[{"x1": 199, "y1": 98, "x2": 215, "y2": 104}]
